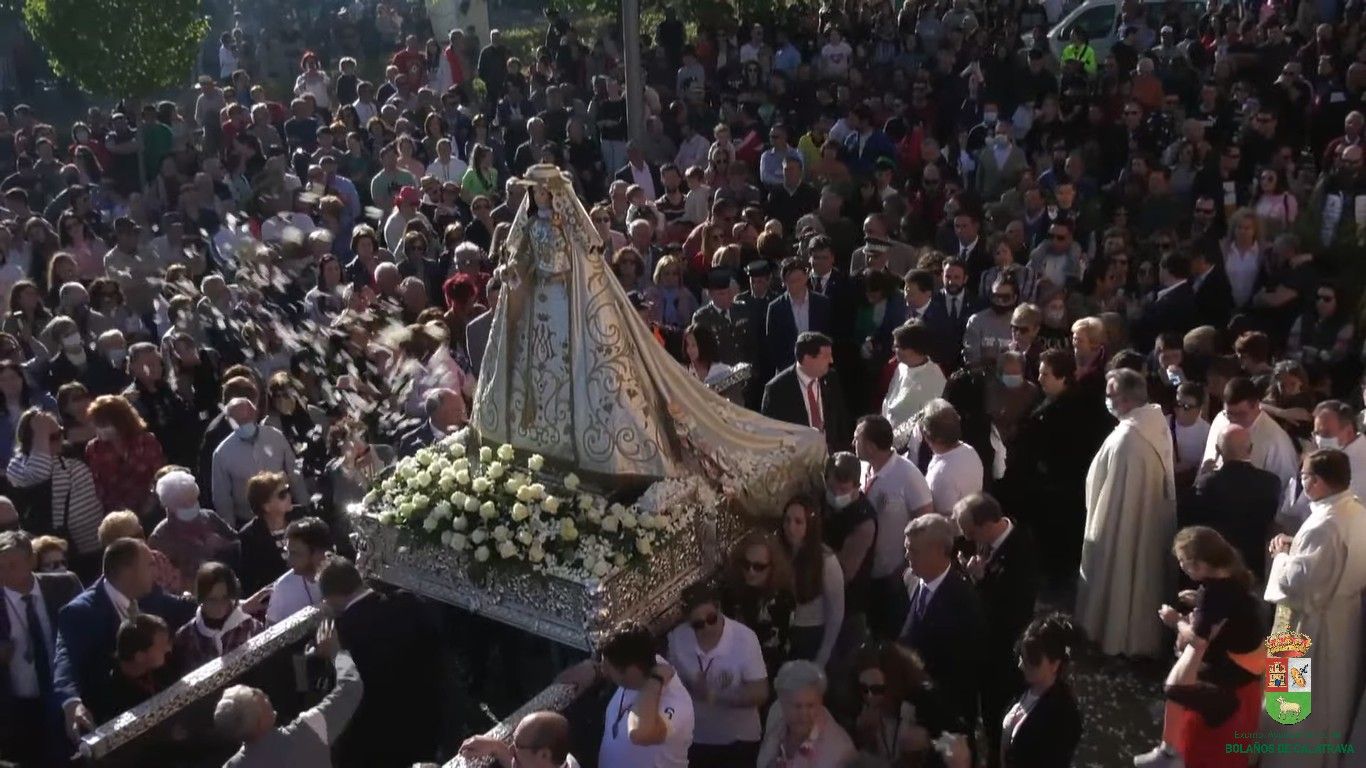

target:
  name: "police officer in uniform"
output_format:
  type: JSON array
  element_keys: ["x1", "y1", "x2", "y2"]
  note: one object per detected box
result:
[
  {"x1": 733, "y1": 260, "x2": 776, "y2": 408},
  {"x1": 690, "y1": 267, "x2": 748, "y2": 365}
]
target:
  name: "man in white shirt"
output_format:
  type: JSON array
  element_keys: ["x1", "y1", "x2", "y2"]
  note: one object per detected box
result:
[
  {"x1": 665, "y1": 583, "x2": 767, "y2": 764},
  {"x1": 854, "y1": 415, "x2": 934, "y2": 638},
  {"x1": 1200, "y1": 377, "x2": 1298, "y2": 502},
  {"x1": 0, "y1": 531, "x2": 82, "y2": 763},
  {"x1": 883, "y1": 323, "x2": 947, "y2": 430},
  {"x1": 264, "y1": 518, "x2": 331, "y2": 624},
  {"x1": 557, "y1": 621, "x2": 693, "y2": 768},
  {"x1": 426, "y1": 137, "x2": 469, "y2": 183},
  {"x1": 920, "y1": 399, "x2": 984, "y2": 516},
  {"x1": 1282, "y1": 400, "x2": 1366, "y2": 529},
  {"x1": 460, "y1": 711, "x2": 582, "y2": 768}
]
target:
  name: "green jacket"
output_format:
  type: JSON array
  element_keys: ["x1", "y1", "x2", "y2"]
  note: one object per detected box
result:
[{"x1": 1062, "y1": 42, "x2": 1098, "y2": 74}]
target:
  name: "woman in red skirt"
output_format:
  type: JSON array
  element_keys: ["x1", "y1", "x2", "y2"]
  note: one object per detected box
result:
[{"x1": 1134, "y1": 526, "x2": 1266, "y2": 768}]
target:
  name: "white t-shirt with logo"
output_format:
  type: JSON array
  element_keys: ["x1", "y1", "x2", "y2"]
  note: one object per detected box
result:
[
  {"x1": 665, "y1": 616, "x2": 767, "y2": 745},
  {"x1": 599, "y1": 657, "x2": 694, "y2": 768}
]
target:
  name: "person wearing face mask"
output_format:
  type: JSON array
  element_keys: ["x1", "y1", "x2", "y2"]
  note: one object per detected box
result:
[
  {"x1": 985, "y1": 351, "x2": 1039, "y2": 448},
  {"x1": 83, "y1": 394, "x2": 166, "y2": 514},
  {"x1": 1076, "y1": 368, "x2": 1177, "y2": 658},
  {"x1": 211, "y1": 397, "x2": 307, "y2": 527},
  {"x1": 819, "y1": 452, "x2": 876, "y2": 658},
  {"x1": 1280, "y1": 400, "x2": 1366, "y2": 533},
  {"x1": 962, "y1": 275, "x2": 1019, "y2": 369},
  {"x1": 147, "y1": 470, "x2": 239, "y2": 587},
  {"x1": 974, "y1": 120, "x2": 1028, "y2": 202}
]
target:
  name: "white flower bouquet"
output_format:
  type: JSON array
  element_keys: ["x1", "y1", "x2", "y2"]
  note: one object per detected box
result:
[{"x1": 364, "y1": 433, "x2": 707, "y2": 582}]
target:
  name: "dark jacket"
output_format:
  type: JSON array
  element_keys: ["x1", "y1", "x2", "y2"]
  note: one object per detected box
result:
[
  {"x1": 765, "y1": 292, "x2": 833, "y2": 370},
  {"x1": 237, "y1": 514, "x2": 296, "y2": 595},
  {"x1": 1132, "y1": 280, "x2": 1198, "y2": 354},
  {"x1": 761, "y1": 365, "x2": 852, "y2": 453},
  {"x1": 1002, "y1": 681, "x2": 1083, "y2": 768},
  {"x1": 332, "y1": 588, "x2": 442, "y2": 768},
  {"x1": 1192, "y1": 262, "x2": 1236, "y2": 330},
  {"x1": 1180, "y1": 460, "x2": 1281, "y2": 582},
  {"x1": 53, "y1": 578, "x2": 194, "y2": 713},
  {"x1": 898, "y1": 567, "x2": 986, "y2": 731},
  {"x1": 0, "y1": 571, "x2": 81, "y2": 709}
]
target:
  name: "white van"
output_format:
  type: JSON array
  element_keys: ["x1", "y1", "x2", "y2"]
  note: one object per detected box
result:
[{"x1": 1044, "y1": 0, "x2": 1207, "y2": 62}]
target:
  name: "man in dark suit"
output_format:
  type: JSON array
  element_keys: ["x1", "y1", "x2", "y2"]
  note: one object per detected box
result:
[
  {"x1": 1179, "y1": 424, "x2": 1281, "y2": 581},
  {"x1": 766, "y1": 258, "x2": 833, "y2": 371},
  {"x1": 937, "y1": 210, "x2": 993, "y2": 293},
  {"x1": 0, "y1": 530, "x2": 83, "y2": 765},
  {"x1": 1131, "y1": 251, "x2": 1199, "y2": 354},
  {"x1": 398, "y1": 388, "x2": 468, "y2": 458},
  {"x1": 901, "y1": 266, "x2": 956, "y2": 368},
  {"x1": 736, "y1": 260, "x2": 777, "y2": 409},
  {"x1": 899, "y1": 512, "x2": 985, "y2": 748},
  {"x1": 931, "y1": 257, "x2": 980, "y2": 371},
  {"x1": 1189, "y1": 238, "x2": 1235, "y2": 330},
  {"x1": 53, "y1": 538, "x2": 194, "y2": 744},
  {"x1": 841, "y1": 103, "x2": 896, "y2": 178},
  {"x1": 613, "y1": 141, "x2": 663, "y2": 199},
  {"x1": 320, "y1": 557, "x2": 442, "y2": 768},
  {"x1": 761, "y1": 331, "x2": 852, "y2": 452},
  {"x1": 953, "y1": 494, "x2": 1039, "y2": 767}
]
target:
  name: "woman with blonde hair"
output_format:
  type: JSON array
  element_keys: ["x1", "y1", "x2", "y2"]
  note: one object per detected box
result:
[
  {"x1": 1221, "y1": 208, "x2": 1264, "y2": 310},
  {"x1": 645, "y1": 253, "x2": 698, "y2": 329},
  {"x1": 97, "y1": 509, "x2": 181, "y2": 592},
  {"x1": 84, "y1": 394, "x2": 166, "y2": 513},
  {"x1": 721, "y1": 529, "x2": 797, "y2": 678}
]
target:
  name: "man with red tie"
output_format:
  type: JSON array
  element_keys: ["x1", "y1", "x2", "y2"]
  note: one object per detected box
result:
[{"x1": 760, "y1": 331, "x2": 851, "y2": 453}]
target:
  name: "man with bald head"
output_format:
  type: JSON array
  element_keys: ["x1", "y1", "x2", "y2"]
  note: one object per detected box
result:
[
  {"x1": 460, "y1": 710, "x2": 580, "y2": 767},
  {"x1": 1181, "y1": 423, "x2": 1282, "y2": 580}
]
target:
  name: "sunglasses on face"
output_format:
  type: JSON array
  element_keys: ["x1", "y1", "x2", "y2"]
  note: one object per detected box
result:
[
  {"x1": 743, "y1": 559, "x2": 770, "y2": 573},
  {"x1": 690, "y1": 612, "x2": 719, "y2": 630},
  {"x1": 1176, "y1": 401, "x2": 1200, "y2": 410}
]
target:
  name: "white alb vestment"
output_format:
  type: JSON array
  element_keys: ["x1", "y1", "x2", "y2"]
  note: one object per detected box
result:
[{"x1": 1076, "y1": 403, "x2": 1177, "y2": 657}]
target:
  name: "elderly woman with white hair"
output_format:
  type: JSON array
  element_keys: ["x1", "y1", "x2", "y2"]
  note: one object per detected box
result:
[
  {"x1": 148, "y1": 468, "x2": 239, "y2": 585},
  {"x1": 757, "y1": 660, "x2": 856, "y2": 767}
]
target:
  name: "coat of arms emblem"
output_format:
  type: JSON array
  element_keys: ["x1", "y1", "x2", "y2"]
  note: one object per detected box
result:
[{"x1": 1264, "y1": 631, "x2": 1312, "y2": 725}]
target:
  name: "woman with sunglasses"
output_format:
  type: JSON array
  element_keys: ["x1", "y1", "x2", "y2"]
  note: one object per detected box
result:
[
  {"x1": 1170, "y1": 381, "x2": 1211, "y2": 491},
  {"x1": 1252, "y1": 166, "x2": 1298, "y2": 238},
  {"x1": 778, "y1": 496, "x2": 844, "y2": 667},
  {"x1": 721, "y1": 529, "x2": 796, "y2": 678},
  {"x1": 666, "y1": 581, "x2": 769, "y2": 767},
  {"x1": 1286, "y1": 280, "x2": 1354, "y2": 370},
  {"x1": 848, "y1": 641, "x2": 960, "y2": 765},
  {"x1": 237, "y1": 471, "x2": 299, "y2": 594}
]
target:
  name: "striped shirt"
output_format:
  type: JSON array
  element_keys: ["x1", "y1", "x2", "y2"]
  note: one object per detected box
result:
[{"x1": 7, "y1": 449, "x2": 104, "y2": 554}]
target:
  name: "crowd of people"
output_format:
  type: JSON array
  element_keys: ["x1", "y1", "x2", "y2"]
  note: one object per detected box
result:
[{"x1": 2, "y1": 0, "x2": 1366, "y2": 764}]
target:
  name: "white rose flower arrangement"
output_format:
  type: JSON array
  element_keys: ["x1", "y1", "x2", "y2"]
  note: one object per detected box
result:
[{"x1": 370, "y1": 435, "x2": 710, "y2": 582}]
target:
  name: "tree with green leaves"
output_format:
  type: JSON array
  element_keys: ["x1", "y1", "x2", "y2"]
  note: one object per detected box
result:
[{"x1": 23, "y1": 0, "x2": 209, "y2": 99}]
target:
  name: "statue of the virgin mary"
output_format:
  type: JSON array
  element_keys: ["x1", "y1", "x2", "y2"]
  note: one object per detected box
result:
[{"x1": 473, "y1": 165, "x2": 823, "y2": 502}]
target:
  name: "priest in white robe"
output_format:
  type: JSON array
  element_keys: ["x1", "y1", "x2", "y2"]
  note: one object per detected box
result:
[
  {"x1": 881, "y1": 322, "x2": 946, "y2": 432},
  {"x1": 1201, "y1": 376, "x2": 1298, "y2": 503},
  {"x1": 1076, "y1": 368, "x2": 1177, "y2": 657},
  {"x1": 1266, "y1": 450, "x2": 1366, "y2": 768}
]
